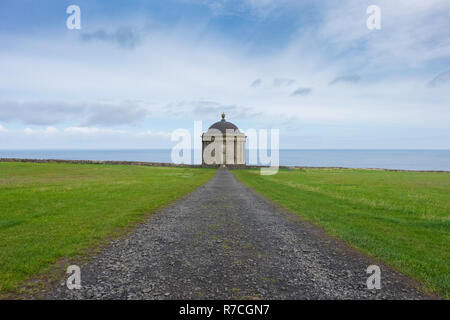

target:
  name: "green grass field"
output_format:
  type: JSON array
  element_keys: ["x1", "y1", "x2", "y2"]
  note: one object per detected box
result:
[
  {"x1": 0, "y1": 162, "x2": 215, "y2": 295},
  {"x1": 233, "y1": 168, "x2": 450, "y2": 298}
]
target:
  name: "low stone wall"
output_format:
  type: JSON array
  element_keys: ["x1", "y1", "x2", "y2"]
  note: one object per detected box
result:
[
  {"x1": 201, "y1": 164, "x2": 247, "y2": 169},
  {"x1": 0, "y1": 158, "x2": 267, "y2": 169},
  {"x1": 0, "y1": 158, "x2": 203, "y2": 168},
  {"x1": 0, "y1": 158, "x2": 254, "y2": 169},
  {"x1": 0, "y1": 158, "x2": 447, "y2": 172}
]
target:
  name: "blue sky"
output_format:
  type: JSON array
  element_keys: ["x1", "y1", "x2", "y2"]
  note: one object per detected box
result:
[{"x1": 0, "y1": 0, "x2": 449, "y2": 149}]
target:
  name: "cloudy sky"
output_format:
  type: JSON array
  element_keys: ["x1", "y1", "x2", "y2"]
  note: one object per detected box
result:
[{"x1": 0, "y1": 0, "x2": 449, "y2": 149}]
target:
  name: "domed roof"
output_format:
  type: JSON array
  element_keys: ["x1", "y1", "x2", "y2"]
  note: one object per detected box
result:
[{"x1": 207, "y1": 113, "x2": 240, "y2": 134}]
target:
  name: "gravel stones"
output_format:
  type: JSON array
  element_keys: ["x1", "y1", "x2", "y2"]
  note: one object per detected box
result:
[{"x1": 47, "y1": 169, "x2": 428, "y2": 300}]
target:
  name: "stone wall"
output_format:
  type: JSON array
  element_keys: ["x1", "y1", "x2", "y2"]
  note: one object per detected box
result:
[
  {"x1": 0, "y1": 158, "x2": 247, "y2": 169},
  {"x1": 0, "y1": 158, "x2": 446, "y2": 172},
  {"x1": 0, "y1": 158, "x2": 203, "y2": 168}
]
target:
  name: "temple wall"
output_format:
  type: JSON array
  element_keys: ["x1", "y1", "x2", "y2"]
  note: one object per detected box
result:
[{"x1": 202, "y1": 133, "x2": 246, "y2": 166}]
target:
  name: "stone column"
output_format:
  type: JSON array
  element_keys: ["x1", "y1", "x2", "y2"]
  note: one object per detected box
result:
[{"x1": 235, "y1": 135, "x2": 246, "y2": 165}]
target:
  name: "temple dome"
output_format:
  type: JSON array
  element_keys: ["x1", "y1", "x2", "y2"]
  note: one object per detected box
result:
[{"x1": 207, "y1": 113, "x2": 240, "y2": 134}]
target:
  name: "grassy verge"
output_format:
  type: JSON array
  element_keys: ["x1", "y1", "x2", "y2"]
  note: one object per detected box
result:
[
  {"x1": 0, "y1": 162, "x2": 215, "y2": 295},
  {"x1": 232, "y1": 168, "x2": 449, "y2": 298}
]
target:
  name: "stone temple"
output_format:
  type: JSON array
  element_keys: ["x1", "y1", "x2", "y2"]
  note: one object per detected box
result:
[{"x1": 202, "y1": 113, "x2": 246, "y2": 167}]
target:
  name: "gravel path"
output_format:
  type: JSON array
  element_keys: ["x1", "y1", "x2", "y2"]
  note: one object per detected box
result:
[{"x1": 48, "y1": 168, "x2": 428, "y2": 299}]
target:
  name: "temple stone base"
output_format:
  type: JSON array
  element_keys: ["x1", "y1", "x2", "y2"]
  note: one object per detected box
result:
[{"x1": 201, "y1": 164, "x2": 247, "y2": 169}]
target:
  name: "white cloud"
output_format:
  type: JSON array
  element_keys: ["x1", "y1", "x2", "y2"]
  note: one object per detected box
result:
[
  {"x1": 0, "y1": 100, "x2": 149, "y2": 126},
  {"x1": 137, "y1": 130, "x2": 172, "y2": 138},
  {"x1": 0, "y1": 124, "x2": 7, "y2": 132},
  {"x1": 64, "y1": 127, "x2": 126, "y2": 135},
  {"x1": 1, "y1": 24, "x2": 448, "y2": 135},
  {"x1": 317, "y1": 0, "x2": 450, "y2": 67},
  {"x1": 24, "y1": 126, "x2": 59, "y2": 135},
  {"x1": 182, "y1": 0, "x2": 304, "y2": 17},
  {"x1": 0, "y1": 126, "x2": 174, "y2": 149},
  {"x1": 0, "y1": 1, "x2": 448, "y2": 148},
  {"x1": 45, "y1": 126, "x2": 59, "y2": 134}
]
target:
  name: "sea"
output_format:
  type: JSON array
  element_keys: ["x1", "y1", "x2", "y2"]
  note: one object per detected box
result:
[{"x1": 1, "y1": 149, "x2": 450, "y2": 171}]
